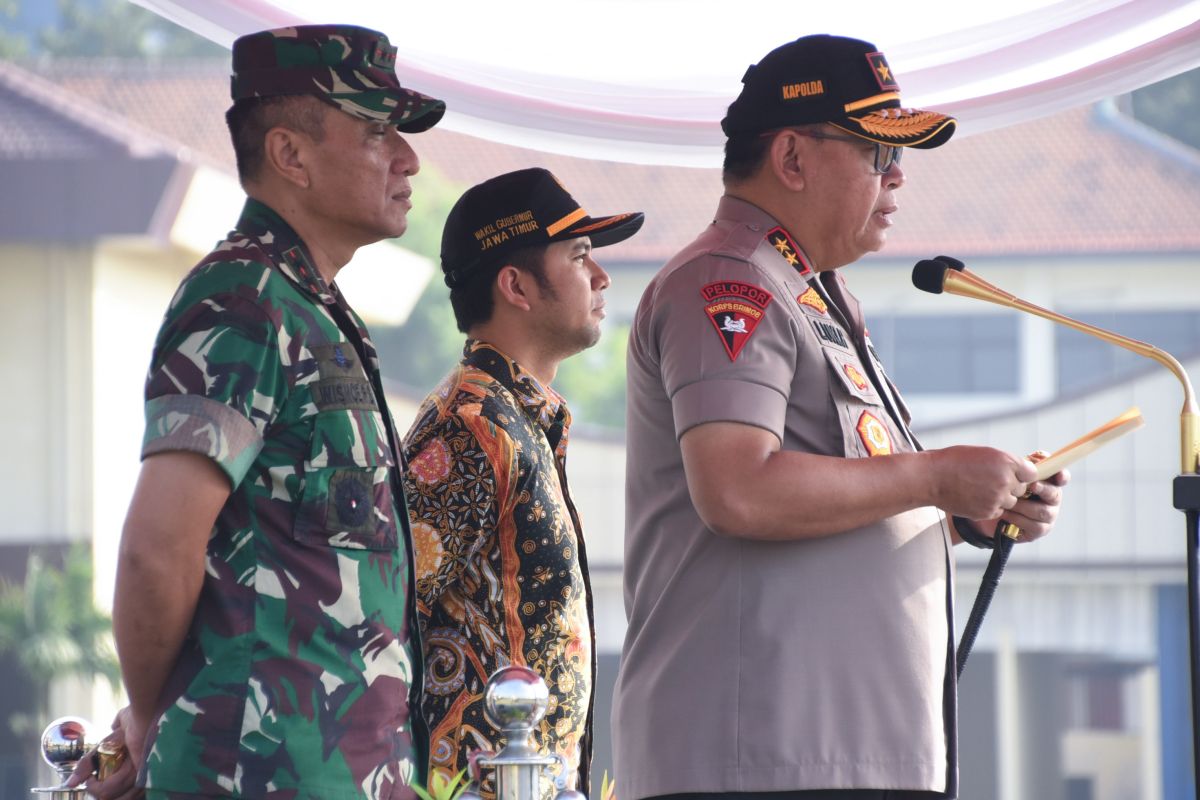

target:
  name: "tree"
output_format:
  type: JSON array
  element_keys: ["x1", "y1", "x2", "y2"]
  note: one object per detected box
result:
[
  {"x1": 0, "y1": 545, "x2": 121, "y2": 783},
  {"x1": 555, "y1": 324, "x2": 630, "y2": 429},
  {"x1": 34, "y1": 0, "x2": 224, "y2": 58},
  {"x1": 0, "y1": 0, "x2": 29, "y2": 59},
  {"x1": 372, "y1": 165, "x2": 474, "y2": 397}
]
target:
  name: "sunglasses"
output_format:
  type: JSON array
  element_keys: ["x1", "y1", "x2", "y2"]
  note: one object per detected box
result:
[{"x1": 765, "y1": 128, "x2": 903, "y2": 175}]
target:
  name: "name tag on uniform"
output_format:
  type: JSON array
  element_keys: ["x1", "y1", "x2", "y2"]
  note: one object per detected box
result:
[
  {"x1": 809, "y1": 316, "x2": 853, "y2": 354},
  {"x1": 310, "y1": 343, "x2": 378, "y2": 412}
]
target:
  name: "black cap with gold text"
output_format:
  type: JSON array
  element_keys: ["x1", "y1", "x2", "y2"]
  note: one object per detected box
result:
[
  {"x1": 441, "y1": 168, "x2": 645, "y2": 288},
  {"x1": 721, "y1": 34, "x2": 955, "y2": 149}
]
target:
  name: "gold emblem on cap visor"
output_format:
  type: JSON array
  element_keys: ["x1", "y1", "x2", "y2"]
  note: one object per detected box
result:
[{"x1": 852, "y1": 109, "x2": 949, "y2": 141}]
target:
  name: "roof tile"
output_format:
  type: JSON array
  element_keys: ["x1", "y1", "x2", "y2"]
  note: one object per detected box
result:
[{"x1": 21, "y1": 58, "x2": 1200, "y2": 260}]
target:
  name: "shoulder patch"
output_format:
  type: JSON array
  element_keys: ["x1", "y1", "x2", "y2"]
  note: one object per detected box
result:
[
  {"x1": 766, "y1": 226, "x2": 812, "y2": 276},
  {"x1": 701, "y1": 281, "x2": 773, "y2": 362},
  {"x1": 856, "y1": 410, "x2": 893, "y2": 456},
  {"x1": 797, "y1": 286, "x2": 827, "y2": 315}
]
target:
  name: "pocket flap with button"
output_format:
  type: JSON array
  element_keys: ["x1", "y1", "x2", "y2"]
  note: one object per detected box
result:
[
  {"x1": 294, "y1": 410, "x2": 398, "y2": 551},
  {"x1": 821, "y1": 346, "x2": 882, "y2": 406}
]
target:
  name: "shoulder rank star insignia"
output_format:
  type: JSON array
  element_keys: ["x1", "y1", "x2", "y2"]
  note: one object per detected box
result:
[
  {"x1": 797, "y1": 286, "x2": 827, "y2": 315},
  {"x1": 701, "y1": 281, "x2": 774, "y2": 362},
  {"x1": 765, "y1": 226, "x2": 811, "y2": 276},
  {"x1": 856, "y1": 410, "x2": 893, "y2": 456}
]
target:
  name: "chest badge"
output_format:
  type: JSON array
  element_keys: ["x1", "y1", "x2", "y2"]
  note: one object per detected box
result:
[
  {"x1": 843, "y1": 363, "x2": 869, "y2": 391},
  {"x1": 797, "y1": 286, "x2": 828, "y2": 315},
  {"x1": 857, "y1": 411, "x2": 893, "y2": 456},
  {"x1": 701, "y1": 281, "x2": 773, "y2": 362}
]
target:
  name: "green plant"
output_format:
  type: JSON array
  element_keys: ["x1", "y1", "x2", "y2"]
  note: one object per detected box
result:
[
  {"x1": 411, "y1": 768, "x2": 470, "y2": 800},
  {"x1": 0, "y1": 544, "x2": 120, "y2": 789},
  {"x1": 599, "y1": 770, "x2": 617, "y2": 800},
  {"x1": 0, "y1": 544, "x2": 120, "y2": 736}
]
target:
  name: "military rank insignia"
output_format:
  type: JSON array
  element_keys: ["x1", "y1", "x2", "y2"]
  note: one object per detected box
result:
[
  {"x1": 856, "y1": 411, "x2": 893, "y2": 456},
  {"x1": 766, "y1": 226, "x2": 812, "y2": 275},
  {"x1": 866, "y1": 52, "x2": 899, "y2": 92},
  {"x1": 797, "y1": 286, "x2": 827, "y2": 315},
  {"x1": 701, "y1": 281, "x2": 773, "y2": 362}
]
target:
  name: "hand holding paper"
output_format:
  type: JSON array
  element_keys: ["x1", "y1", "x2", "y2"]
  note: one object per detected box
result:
[{"x1": 1032, "y1": 407, "x2": 1145, "y2": 481}]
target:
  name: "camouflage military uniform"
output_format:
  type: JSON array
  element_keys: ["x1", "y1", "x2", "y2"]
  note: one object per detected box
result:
[
  {"x1": 139, "y1": 198, "x2": 424, "y2": 799},
  {"x1": 403, "y1": 341, "x2": 596, "y2": 799}
]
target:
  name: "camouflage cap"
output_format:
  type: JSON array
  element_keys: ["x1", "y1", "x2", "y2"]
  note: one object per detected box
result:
[{"x1": 231, "y1": 25, "x2": 445, "y2": 133}]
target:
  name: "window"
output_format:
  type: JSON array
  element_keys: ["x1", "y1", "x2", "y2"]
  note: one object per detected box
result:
[
  {"x1": 1057, "y1": 310, "x2": 1200, "y2": 394},
  {"x1": 868, "y1": 314, "x2": 1019, "y2": 393}
]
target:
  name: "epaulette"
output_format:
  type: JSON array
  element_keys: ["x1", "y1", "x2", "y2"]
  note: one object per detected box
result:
[
  {"x1": 762, "y1": 226, "x2": 813, "y2": 276},
  {"x1": 707, "y1": 219, "x2": 771, "y2": 262}
]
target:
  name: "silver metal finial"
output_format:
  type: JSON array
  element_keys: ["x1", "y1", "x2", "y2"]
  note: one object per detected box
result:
[
  {"x1": 483, "y1": 664, "x2": 549, "y2": 732},
  {"x1": 32, "y1": 716, "x2": 96, "y2": 798}
]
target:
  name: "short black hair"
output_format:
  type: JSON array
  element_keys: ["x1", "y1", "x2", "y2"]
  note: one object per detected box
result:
[
  {"x1": 722, "y1": 133, "x2": 773, "y2": 185},
  {"x1": 448, "y1": 244, "x2": 550, "y2": 333},
  {"x1": 225, "y1": 95, "x2": 328, "y2": 185},
  {"x1": 723, "y1": 124, "x2": 830, "y2": 185}
]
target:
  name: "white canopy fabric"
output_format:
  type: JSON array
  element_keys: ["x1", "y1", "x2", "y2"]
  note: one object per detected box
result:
[{"x1": 131, "y1": 0, "x2": 1200, "y2": 166}]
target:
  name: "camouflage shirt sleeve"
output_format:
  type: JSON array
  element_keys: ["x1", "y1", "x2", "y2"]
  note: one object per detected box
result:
[
  {"x1": 142, "y1": 263, "x2": 286, "y2": 489},
  {"x1": 404, "y1": 406, "x2": 511, "y2": 614}
]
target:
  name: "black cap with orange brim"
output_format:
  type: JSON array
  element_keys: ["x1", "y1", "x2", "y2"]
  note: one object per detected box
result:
[
  {"x1": 441, "y1": 168, "x2": 645, "y2": 289},
  {"x1": 721, "y1": 34, "x2": 955, "y2": 149}
]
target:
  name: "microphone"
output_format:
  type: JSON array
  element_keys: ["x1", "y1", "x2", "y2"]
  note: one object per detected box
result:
[{"x1": 911, "y1": 257, "x2": 1199, "y2": 471}]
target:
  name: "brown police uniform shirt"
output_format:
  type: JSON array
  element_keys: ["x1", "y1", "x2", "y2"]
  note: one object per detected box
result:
[{"x1": 613, "y1": 196, "x2": 957, "y2": 799}]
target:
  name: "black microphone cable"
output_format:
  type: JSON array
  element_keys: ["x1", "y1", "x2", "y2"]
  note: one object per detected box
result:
[
  {"x1": 914, "y1": 254, "x2": 1028, "y2": 678},
  {"x1": 954, "y1": 519, "x2": 1015, "y2": 679}
]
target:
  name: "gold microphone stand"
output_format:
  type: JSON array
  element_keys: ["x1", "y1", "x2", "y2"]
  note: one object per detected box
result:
[
  {"x1": 939, "y1": 267, "x2": 1200, "y2": 470},
  {"x1": 920, "y1": 259, "x2": 1200, "y2": 794}
]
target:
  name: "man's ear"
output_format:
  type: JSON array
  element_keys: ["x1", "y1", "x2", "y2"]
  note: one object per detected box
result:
[
  {"x1": 494, "y1": 265, "x2": 534, "y2": 312},
  {"x1": 262, "y1": 127, "x2": 311, "y2": 189},
  {"x1": 768, "y1": 130, "x2": 806, "y2": 192}
]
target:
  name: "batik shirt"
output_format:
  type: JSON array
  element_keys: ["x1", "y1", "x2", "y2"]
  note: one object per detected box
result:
[
  {"x1": 402, "y1": 341, "x2": 595, "y2": 798},
  {"x1": 139, "y1": 198, "x2": 423, "y2": 799}
]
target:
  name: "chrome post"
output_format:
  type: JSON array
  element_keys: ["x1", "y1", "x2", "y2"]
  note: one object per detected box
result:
[
  {"x1": 468, "y1": 665, "x2": 586, "y2": 800},
  {"x1": 30, "y1": 716, "x2": 96, "y2": 799}
]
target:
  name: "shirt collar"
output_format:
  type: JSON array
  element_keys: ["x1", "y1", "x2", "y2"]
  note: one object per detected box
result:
[
  {"x1": 462, "y1": 339, "x2": 570, "y2": 438},
  {"x1": 715, "y1": 194, "x2": 816, "y2": 275},
  {"x1": 236, "y1": 197, "x2": 338, "y2": 305}
]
